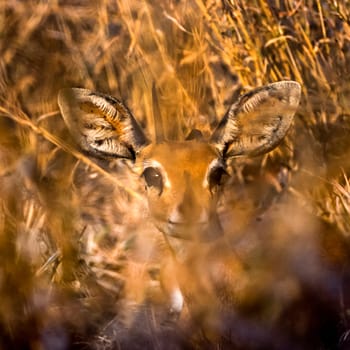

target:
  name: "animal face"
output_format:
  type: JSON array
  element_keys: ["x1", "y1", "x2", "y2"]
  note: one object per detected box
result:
[
  {"x1": 58, "y1": 80, "x2": 301, "y2": 316},
  {"x1": 58, "y1": 81, "x2": 301, "y2": 242},
  {"x1": 138, "y1": 141, "x2": 224, "y2": 240}
]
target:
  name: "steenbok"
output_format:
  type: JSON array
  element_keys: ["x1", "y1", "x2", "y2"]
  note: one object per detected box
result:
[{"x1": 58, "y1": 81, "x2": 301, "y2": 316}]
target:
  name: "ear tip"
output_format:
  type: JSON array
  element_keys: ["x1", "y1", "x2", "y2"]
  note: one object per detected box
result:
[
  {"x1": 287, "y1": 81, "x2": 302, "y2": 106},
  {"x1": 275, "y1": 80, "x2": 301, "y2": 95},
  {"x1": 58, "y1": 87, "x2": 90, "y2": 105},
  {"x1": 269, "y1": 80, "x2": 301, "y2": 108},
  {"x1": 285, "y1": 80, "x2": 302, "y2": 95}
]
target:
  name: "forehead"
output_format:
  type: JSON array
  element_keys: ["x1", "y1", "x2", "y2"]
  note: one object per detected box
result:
[{"x1": 140, "y1": 141, "x2": 219, "y2": 175}]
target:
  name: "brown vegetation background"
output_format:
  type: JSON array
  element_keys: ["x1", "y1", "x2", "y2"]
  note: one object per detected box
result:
[{"x1": 0, "y1": 0, "x2": 350, "y2": 349}]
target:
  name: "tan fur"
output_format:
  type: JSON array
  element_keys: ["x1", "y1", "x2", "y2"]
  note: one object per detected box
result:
[{"x1": 137, "y1": 141, "x2": 220, "y2": 240}]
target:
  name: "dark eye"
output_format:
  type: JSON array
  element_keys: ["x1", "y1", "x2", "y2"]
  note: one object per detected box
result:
[
  {"x1": 208, "y1": 166, "x2": 227, "y2": 193},
  {"x1": 142, "y1": 167, "x2": 163, "y2": 195}
]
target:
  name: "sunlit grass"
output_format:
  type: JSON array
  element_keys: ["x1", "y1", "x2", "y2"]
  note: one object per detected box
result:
[{"x1": 0, "y1": 0, "x2": 350, "y2": 348}]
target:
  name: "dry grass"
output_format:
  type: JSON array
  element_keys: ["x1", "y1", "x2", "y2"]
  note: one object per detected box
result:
[{"x1": 1, "y1": 0, "x2": 350, "y2": 349}]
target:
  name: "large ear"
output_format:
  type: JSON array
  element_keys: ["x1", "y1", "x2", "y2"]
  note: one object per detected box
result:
[
  {"x1": 210, "y1": 81, "x2": 301, "y2": 158},
  {"x1": 58, "y1": 88, "x2": 148, "y2": 160}
]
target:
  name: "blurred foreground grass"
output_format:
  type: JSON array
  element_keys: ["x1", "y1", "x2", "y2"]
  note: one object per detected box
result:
[{"x1": 0, "y1": 0, "x2": 350, "y2": 349}]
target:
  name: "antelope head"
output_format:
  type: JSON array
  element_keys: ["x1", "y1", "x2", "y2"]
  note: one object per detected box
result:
[{"x1": 58, "y1": 81, "x2": 301, "y2": 244}]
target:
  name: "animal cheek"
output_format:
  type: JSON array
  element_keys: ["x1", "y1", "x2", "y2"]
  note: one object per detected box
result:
[{"x1": 146, "y1": 193, "x2": 172, "y2": 220}]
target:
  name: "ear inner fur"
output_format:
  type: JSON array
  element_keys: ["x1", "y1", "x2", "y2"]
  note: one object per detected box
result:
[
  {"x1": 58, "y1": 88, "x2": 148, "y2": 160},
  {"x1": 210, "y1": 81, "x2": 301, "y2": 158}
]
